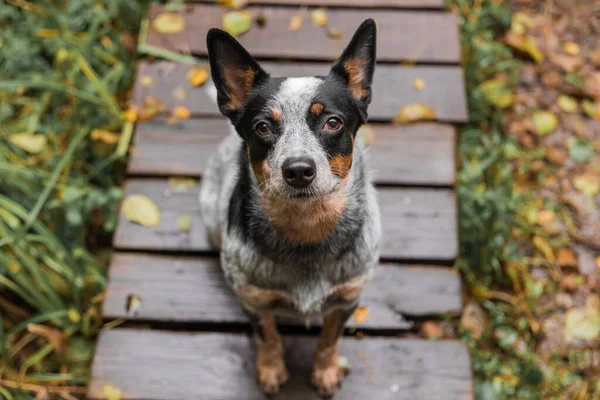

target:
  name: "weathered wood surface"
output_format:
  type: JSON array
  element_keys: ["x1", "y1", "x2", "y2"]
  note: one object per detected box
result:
[
  {"x1": 129, "y1": 118, "x2": 456, "y2": 186},
  {"x1": 146, "y1": 5, "x2": 461, "y2": 63},
  {"x1": 113, "y1": 179, "x2": 458, "y2": 261},
  {"x1": 103, "y1": 253, "x2": 462, "y2": 328},
  {"x1": 88, "y1": 329, "x2": 473, "y2": 400},
  {"x1": 134, "y1": 61, "x2": 468, "y2": 122},
  {"x1": 187, "y1": 0, "x2": 445, "y2": 8}
]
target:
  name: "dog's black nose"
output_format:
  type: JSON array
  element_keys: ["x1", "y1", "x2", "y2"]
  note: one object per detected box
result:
[{"x1": 282, "y1": 157, "x2": 316, "y2": 188}]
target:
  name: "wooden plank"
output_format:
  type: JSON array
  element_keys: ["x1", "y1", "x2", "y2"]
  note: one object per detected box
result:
[
  {"x1": 113, "y1": 179, "x2": 458, "y2": 261},
  {"x1": 187, "y1": 0, "x2": 445, "y2": 8},
  {"x1": 88, "y1": 329, "x2": 473, "y2": 400},
  {"x1": 134, "y1": 61, "x2": 468, "y2": 122},
  {"x1": 103, "y1": 253, "x2": 462, "y2": 329},
  {"x1": 145, "y1": 5, "x2": 461, "y2": 63},
  {"x1": 129, "y1": 118, "x2": 456, "y2": 186}
]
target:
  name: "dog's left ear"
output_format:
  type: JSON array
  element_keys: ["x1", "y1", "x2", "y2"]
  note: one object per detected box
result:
[{"x1": 329, "y1": 19, "x2": 377, "y2": 111}]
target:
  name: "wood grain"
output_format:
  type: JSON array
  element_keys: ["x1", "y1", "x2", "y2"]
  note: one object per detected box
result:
[
  {"x1": 134, "y1": 61, "x2": 468, "y2": 122},
  {"x1": 87, "y1": 329, "x2": 473, "y2": 400},
  {"x1": 129, "y1": 118, "x2": 456, "y2": 186},
  {"x1": 145, "y1": 5, "x2": 461, "y2": 63},
  {"x1": 103, "y1": 253, "x2": 462, "y2": 329},
  {"x1": 185, "y1": 0, "x2": 445, "y2": 8},
  {"x1": 112, "y1": 179, "x2": 458, "y2": 261}
]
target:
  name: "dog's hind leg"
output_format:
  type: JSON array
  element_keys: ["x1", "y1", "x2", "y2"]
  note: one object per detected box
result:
[
  {"x1": 249, "y1": 311, "x2": 289, "y2": 395},
  {"x1": 311, "y1": 305, "x2": 357, "y2": 398}
]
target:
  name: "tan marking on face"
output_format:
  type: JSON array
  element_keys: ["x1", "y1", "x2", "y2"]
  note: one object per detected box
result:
[
  {"x1": 328, "y1": 154, "x2": 353, "y2": 180},
  {"x1": 255, "y1": 312, "x2": 289, "y2": 394},
  {"x1": 311, "y1": 103, "x2": 324, "y2": 115},
  {"x1": 311, "y1": 309, "x2": 347, "y2": 396},
  {"x1": 260, "y1": 187, "x2": 348, "y2": 244},
  {"x1": 247, "y1": 145, "x2": 271, "y2": 184},
  {"x1": 326, "y1": 275, "x2": 367, "y2": 302},
  {"x1": 235, "y1": 284, "x2": 295, "y2": 312},
  {"x1": 343, "y1": 56, "x2": 370, "y2": 100},
  {"x1": 223, "y1": 67, "x2": 256, "y2": 111},
  {"x1": 271, "y1": 108, "x2": 281, "y2": 121}
]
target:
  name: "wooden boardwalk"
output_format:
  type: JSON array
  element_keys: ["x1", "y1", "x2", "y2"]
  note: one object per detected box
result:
[{"x1": 88, "y1": 1, "x2": 472, "y2": 399}]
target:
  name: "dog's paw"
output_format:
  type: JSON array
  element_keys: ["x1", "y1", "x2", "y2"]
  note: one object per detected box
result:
[
  {"x1": 257, "y1": 362, "x2": 289, "y2": 395},
  {"x1": 310, "y1": 364, "x2": 346, "y2": 398}
]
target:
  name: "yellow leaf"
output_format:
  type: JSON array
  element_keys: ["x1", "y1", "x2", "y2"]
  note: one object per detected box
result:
[
  {"x1": 122, "y1": 194, "x2": 160, "y2": 227},
  {"x1": 356, "y1": 124, "x2": 375, "y2": 147},
  {"x1": 563, "y1": 41, "x2": 580, "y2": 56},
  {"x1": 326, "y1": 27, "x2": 343, "y2": 40},
  {"x1": 9, "y1": 133, "x2": 47, "y2": 154},
  {"x1": 557, "y1": 95, "x2": 578, "y2": 113},
  {"x1": 310, "y1": 8, "x2": 328, "y2": 27},
  {"x1": 522, "y1": 36, "x2": 543, "y2": 63},
  {"x1": 596, "y1": 256, "x2": 600, "y2": 269},
  {"x1": 172, "y1": 106, "x2": 191, "y2": 119},
  {"x1": 288, "y1": 13, "x2": 305, "y2": 32},
  {"x1": 536, "y1": 209, "x2": 555, "y2": 226},
  {"x1": 393, "y1": 103, "x2": 437, "y2": 124},
  {"x1": 222, "y1": 11, "x2": 253, "y2": 37},
  {"x1": 581, "y1": 100, "x2": 600, "y2": 120},
  {"x1": 8, "y1": 262, "x2": 21, "y2": 274},
  {"x1": 177, "y1": 214, "x2": 192, "y2": 232},
  {"x1": 68, "y1": 308, "x2": 80, "y2": 323},
  {"x1": 574, "y1": 175, "x2": 599, "y2": 197},
  {"x1": 152, "y1": 12, "x2": 186, "y2": 34},
  {"x1": 103, "y1": 384, "x2": 123, "y2": 400},
  {"x1": 533, "y1": 236, "x2": 555, "y2": 261},
  {"x1": 557, "y1": 248, "x2": 577, "y2": 268},
  {"x1": 219, "y1": 0, "x2": 248, "y2": 9},
  {"x1": 123, "y1": 106, "x2": 139, "y2": 122},
  {"x1": 479, "y1": 79, "x2": 513, "y2": 108},
  {"x1": 140, "y1": 97, "x2": 166, "y2": 121},
  {"x1": 187, "y1": 67, "x2": 209, "y2": 87},
  {"x1": 565, "y1": 296, "x2": 600, "y2": 343},
  {"x1": 168, "y1": 177, "x2": 197, "y2": 192},
  {"x1": 91, "y1": 129, "x2": 120, "y2": 157},
  {"x1": 352, "y1": 306, "x2": 369, "y2": 324},
  {"x1": 140, "y1": 75, "x2": 154, "y2": 87},
  {"x1": 532, "y1": 111, "x2": 557, "y2": 136},
  {"x1": 413, "y1": 78, "x2": 425, "y2": 90}
]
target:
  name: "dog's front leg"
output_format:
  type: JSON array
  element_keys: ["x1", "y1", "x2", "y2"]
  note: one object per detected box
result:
[
  {"x1": 311, "y1": 305, "x2": 356, "y2": 398},
  {"x1": 250, "y1": 311, "x2": 289, "y2": 395}
]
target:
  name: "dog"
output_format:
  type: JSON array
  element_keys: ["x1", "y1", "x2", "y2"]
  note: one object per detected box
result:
[{"x1": 199, "y1": 19, "x2": 381, "y2": 397}]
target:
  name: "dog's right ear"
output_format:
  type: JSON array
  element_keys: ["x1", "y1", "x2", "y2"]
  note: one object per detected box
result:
[{"x1": 207, "y1": 29, "x2": 268, "y2": 121}]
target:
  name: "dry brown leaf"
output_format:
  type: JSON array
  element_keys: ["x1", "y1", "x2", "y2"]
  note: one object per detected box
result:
[
  {"x1": 393, "y1": 103, "x2": 437, "y2": 124},
  {"x1": 172, "y1": 106, "x2": 191, "y2": 119},
  {"x1": 413, "y1": 78, "x2": 425, "y2": 90},
  {"x1": 460, "y1": 302, "x2": 486, "y2": 340},
  {"x1": 122, "y1": 194, "x2": 160, "y2": 227},
  {"x1": 139, "y1": 75, "x2": 154, "y2": 87},
  {"x1": 223, "y1": 11, "x2": 253, "y2": 37},
  {"x1": 187, "y1": 66, "x2": 209, "y2": 87},
  {"x1": 152, "y1": 13, "x2": 186, "y2": 34},
  {"x1": 352, "y1": 306, "x2": 369, "y2": 324},
  {"x1": 421, "y1": 321, "x2": 444, "y2": 339},
  {"x1": 27, "y1": 323, "x2": 68, "y2": 354},
  {"x1": 310, "y1": 8, "x2": 328, "y2": 27},
  {"x1": 254, "y1": 13, "x2": 267, "y2": 28},
  {"x1": 9, "y1": 133, "x2": 47, "y2": 154},
  {"x1": 103, "y1": 384, "x2": 122, "y2": 400},
  {"x1": 551, "y1": 54, "x2": 583, "y2": 73},
  {"x1": 536, "y1": 209, "x2": 555, "y2": 226},
  {"x1": 596, "y1": 256, "x2": 600, "y2": 270},
  {"x1": 557, "y1": 248, "x2": 577, "y2": 268},
  {"x1": 326, "y1": 27, "x2": 343, "y2": 40},
  {"x1": 533, "y1": 235, "x2": 555, "y2": 261},
  {"x1": 288, "y1": 12, "x2": 305, "y2": 32}
]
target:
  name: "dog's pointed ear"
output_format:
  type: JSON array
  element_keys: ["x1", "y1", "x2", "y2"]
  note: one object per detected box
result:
[
  {"x1": 329, "y1": 19, "x2": 377, "y2": 109},
  {"x1": 207, "y1": 29, "x2": 268, "y2": 120}
]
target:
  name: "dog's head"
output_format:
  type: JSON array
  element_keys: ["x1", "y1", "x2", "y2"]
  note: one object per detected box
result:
[{"x1": 207, "y1": 20, "x2": 376, "y2": 199}]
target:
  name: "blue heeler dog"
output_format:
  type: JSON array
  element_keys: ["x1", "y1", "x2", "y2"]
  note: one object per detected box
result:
[{"x1": 199, "y1": 19, "x2": 381, "y2": 398}]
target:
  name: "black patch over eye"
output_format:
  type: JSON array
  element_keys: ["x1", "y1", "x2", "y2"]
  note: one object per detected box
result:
[
  {"x1": 255, "y1": 122, "x2": 271, "y2": 136},
  {"x1": 323, "y1": 117, "x2": 343, "y2": 132}
]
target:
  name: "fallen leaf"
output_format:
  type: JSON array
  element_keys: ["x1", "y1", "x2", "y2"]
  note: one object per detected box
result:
[
  {"x1": 563, "y1": 41, "x2": 580, "y2": 56},
  {"x1": 9, "y1": 133, "x2": 47, "y2": 154},
  {"x1": 172, "y1": 106, "x2": 191, "y2": 119},
  {"x1": 557, "y1": 248, "x2": 577, "y2": 268},
  {"x1": 171, "y1": 87, "x2": 188, "y2": 101},
  {"x1": 505, "y1": 32, "x2": 544, "y2": 63},
  {"x1": 122, "y1": 194, "x2": 160, "y2": 227},
  {"x1": 532, "y1": 111, "x2": 557, "y2": 136},
  {"x1": 552, "y1": 54, "x2": 583, "y2": 73},
  {"x1": 168, "y1": 177, "x2": 197, "y2": 192},
  {"x1": 574, "y1": 175, "x2": 599, "y2": 197},
  {"x1": 596, "y1": 256, "x2": 600, "y2": 269},
  {"x1": 557, "y1": 95, "x2": 578, "y2": 113},
  {"x1": 567, "y1": 137, "x2": 593, "y2": 163},
  {"x1": 421, "y1": 321, "x2": 444, "y2": 339},
  {"x1": 581, "y1": 100, "x2": 600, "y2": 120},
  {"x1": 413, "y1": 78, "x2": 425, "y2": 90},
  {"x1": 536, "y1": 209, "x2": 555, "y2": 226},
  {"x1": 254, "y1": 13, "x2": 267, "y2": 28},
  {"x1": 479, "y1": 79, "x2": 513, "y2": 108},
  {"x1": 27, "y1": 323, "x2": 68, "y2": 354},
  {"x1": 103, "y1": 384, "x2": 122, "y2": 400},
  {"x1": 326, "y1": 27, "x2": 343, "y2": 40},
  {"x1": 68, "y1": 308, "x2": 80, "y2": 323},
  {"x1": 565, "y1": 295, "x2": 600, "y2": 343},
  {"x1": 356, "y1": 124, "x2": 376, "y2": 146},
  {"x1": 288, "y1": 12, "x2": 305, "y2": 32},
  {"x1": 140, "y1": 97, "x2": 166, "y2": 121},
  {"x1": 152, "y1": 13, "x2": 186, "y2": 34},
  {"x1": 177, "y1": 214, "x2": 192, "y2": 232},
  {"x1": 393, "y1": 103, "x2": 437, "y2": 124},
  {"x1": 123, "y1": 106, "x2": 139, "y2": 122},
  {"x1": 126, "y1": 293, "x2": 142, "y2": 317},
  {"x1": 460, "y1": 302, "x2": 487, "y2": 340},
  {"x1": 91, "y1": 129, "x2": 120, "y2": 157},
  {"x1": 223, "y1": 11, "x2": 253, "y2": 37},
  {"x1": 352, "y1": 306, "x2": 369, "y2": 324},
  {"x1": 219, "y1": 0, "x2": 248, "y2": 9},
  {"x1": 139, "y1": 75, "x2": 155, "y2": 90},
  {"x1": 533, "y1": 235, "x2": 554, "y2": 261},
  {"x1": 310, "y1": 8, "x2": 328, "y2": 27},
  {"x1": 187, "y1": 66, "x2": 209, "y2": 87}
]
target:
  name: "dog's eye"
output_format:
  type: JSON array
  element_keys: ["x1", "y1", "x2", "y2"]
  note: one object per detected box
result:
[
  {"x1": 324, "y1": 117, "x2": 343, "y2": 132},
  {"x1": 255, "y1": 122, "x2": 271, "y2": 136}
]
